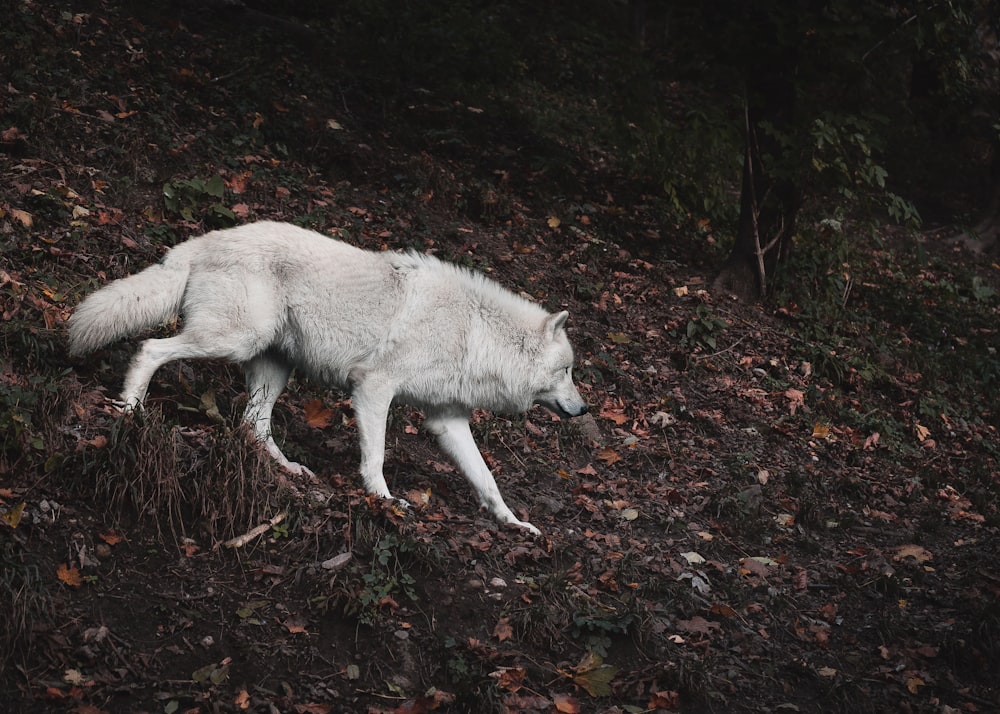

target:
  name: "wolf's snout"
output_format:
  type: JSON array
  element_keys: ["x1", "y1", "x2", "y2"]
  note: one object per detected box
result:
[{"x1": 557, "y1": 399, "x2": 588, "y2": 418}]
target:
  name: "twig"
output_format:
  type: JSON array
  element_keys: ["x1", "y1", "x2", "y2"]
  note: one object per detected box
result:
[{"x1": 223, "y1": 510, "x2": 287, "y2": 548}]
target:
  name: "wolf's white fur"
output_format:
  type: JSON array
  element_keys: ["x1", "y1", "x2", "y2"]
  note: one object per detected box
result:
[{"x1": 69, "y1": 221, "x2": 588, "y2": 534}]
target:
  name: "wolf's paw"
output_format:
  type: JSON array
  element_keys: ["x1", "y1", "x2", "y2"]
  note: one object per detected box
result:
[
  {"x1": 392, "y1": 496, "x2": 412, "y2": 511},
  {"x1": 111, "y1": 398, "x2": 141, "y2": 414},
  {"x1": 501, "y1": 515, "x2": 541, "y2": 536},
  {"x1": 283, "y1": 461, "x2": 316, "y2": 479}
]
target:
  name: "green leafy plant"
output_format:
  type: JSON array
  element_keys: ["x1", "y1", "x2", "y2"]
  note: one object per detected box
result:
[
  {"x1": 808, "y1": 113, "x2": 920, "y2": 228},
  {"x1": 163, "y1": 175, "x2": 235, "y2": 226},
  {"x1": 570, "y1": 606, "x2": 634, "y2": 658},
  {"x1": 686, "y1": 306, "x2": 729, "y2": 351},
  {"x1": 352, "y1": 534, "x2": 418, "y2": 625}
]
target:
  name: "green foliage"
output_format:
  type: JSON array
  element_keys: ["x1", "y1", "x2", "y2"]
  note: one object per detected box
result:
[
  {"x1": 649, "y1": 108, "x2": 742, "y2": 225},
  {"x1": 808, "y1": 113, "x2": 920, "y2": 227},
  {"x1": 570, "y1": 605, "x2": 634, "y2": 658},
  {"x1": 349, "y1": 534, "x2": 419, "y2": 625},
  {"x1": 162, "y1": 176, "x2": 235, "y2": 227},
  {"x1": 685, "y1": 306, "x2": 729, "y2": 351},
  {"x1": 0, "y1": 375, "x2": 57, "y2": 456}
]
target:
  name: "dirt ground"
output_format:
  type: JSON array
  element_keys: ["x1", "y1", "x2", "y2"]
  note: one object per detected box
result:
[{"x1": 2, "y1": 3, "x2": 999, "y2": 713}]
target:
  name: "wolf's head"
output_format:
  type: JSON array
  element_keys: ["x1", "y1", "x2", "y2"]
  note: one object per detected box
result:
[{"x1": 532, "y1": 311, "x2": 588, "y2": 419}]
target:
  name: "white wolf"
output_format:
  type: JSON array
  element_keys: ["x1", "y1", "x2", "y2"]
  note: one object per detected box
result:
[{"x1": 68, "y1": 221, "x2": 588, "y2": 534}]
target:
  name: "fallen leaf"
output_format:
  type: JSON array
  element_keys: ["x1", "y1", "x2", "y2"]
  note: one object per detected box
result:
[
  {"x1": 906, "y1": 676, "x2": 924, "y2": 694},
  {"x1": 10, "y1": 208, "x2": 32, "y2": 227},
  {"x1": 552, "y1": 693, "x2": 580, "y2": 713},
  {"x1": 596, "y1": 447, "x2": 621, "y2": 466},
  {"x1": 648, "y1": 690, "x2": 681, "y2": 709},
  {"x1": 98, "y1": 530, "x2": 122, "y2": 546},
  {"x1": 64, "y1": 668, "x2": 86, "y2": 685},
  {"x1": 282, "y1": 614, "x2": 309, "y2": 634},
  {"x1": 493, "y1": 617, "x2": 513, "y2": 642},
  {"x1": 812, "y1": 423, "x2": 831, "y2": 439},
  {"x1": 547, "y1": 216, "x2": 561, "y2": 229},
  {"x1": 406, "y1": 488, "x2": 431, "y2": 507},
  {"x1": 893, "y1": 544, "x2": 932, "y2": 563},
  {"x1": 192, "y1": 661, "x2": 230, "y2": 684},
  {"x1": 1, "y1": 502, "x2": 26, "y2": 529},
  {"x1": 57, "y1": 563, "x2": 82, "y2": 587},
  {"x1": 676, "y1": 616, "x2": 720, "y2": 635},
  {"x1": 235, "y1": 689, "x2": 250, "y2": 710},
  {"x1": 598, "y1": 399, "x2": 628, "y2": 425},
  {"x1": 304, "y1": 399, "x2": 334, "y2": 428},
  {"x1": 488, "y1": 666, "x2": 526, "y2": 692},
  {"x1": 785, "y1": 388, "x2": 805, "y2": 415},
  {"x1": 571, "y1": 652, "x2": 618, "y2": 697},
  {"x1": 817, "y1": 666, "x2": 837, "y2": 678},
  {"x1": 914, "y1": 422, "x2": 930, "y2": 442}
]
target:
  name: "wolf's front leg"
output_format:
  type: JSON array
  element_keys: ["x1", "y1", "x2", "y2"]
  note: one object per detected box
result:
[
  {"x1": 424, "y1": 412, "x2": 541, "y2": 536},
  {"x1": 351, "y1": 381, "x2": 397, "y2": 500}
]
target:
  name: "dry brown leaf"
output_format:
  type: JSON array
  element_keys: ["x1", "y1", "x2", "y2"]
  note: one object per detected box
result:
[
  {"x1": 785, "y1": 388, "x2": 805, "y2": 415},
  {"x1": 57, "y1": 563, "x2": 83, "y2": 587},
  {"x1": 493, "y1": 617, "x2": 513, "y2": 642},
  {"x1": 303, "y1": 399, "x2": 334, "y2": 428},
  {"x1": 893, "y1": 544, "x2": 932, "y2": 563},
  {"x1": 812, "y1": 423, "x2": 831, "y2": 439},
  {"x1": 282, "y1": 614, "x2": 309, "y2": 634},
  {"x1": 552, "y1": 693, "x2": 580, "y2": 713},
  {"x1": 98, "y1": 530, "x2": 122, "y2": 546},
  {"x1": 675, "y1": 615, "x2": 720, "y2": 635},
  {"x1": 595, "y1": 447, "x2": 621, "y2": 466},
  {"x1": 649, "y1": 691, "x2": 681, "y2": 710},
  {"x1": 488, "y1": 666, "x2": 526, "y2": 692}
]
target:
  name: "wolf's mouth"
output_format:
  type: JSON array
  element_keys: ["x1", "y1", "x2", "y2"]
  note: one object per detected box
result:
[{"x1": 538, "y1": 398, "x2": 588, "y2": 419}]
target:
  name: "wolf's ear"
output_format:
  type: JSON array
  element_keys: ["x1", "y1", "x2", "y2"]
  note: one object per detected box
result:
[{"x1": 544, "y1": 311, "x2": 569, "y2": 339}]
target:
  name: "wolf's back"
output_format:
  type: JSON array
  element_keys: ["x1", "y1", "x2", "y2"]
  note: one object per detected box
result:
[{"x1": 68, "y1": 243, "x2": 193, "y2": 356}]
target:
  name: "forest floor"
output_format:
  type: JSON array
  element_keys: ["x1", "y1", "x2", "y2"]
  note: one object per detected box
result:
[{"x1": 2, "y1": 3, "x2": 999, "y2": 713}]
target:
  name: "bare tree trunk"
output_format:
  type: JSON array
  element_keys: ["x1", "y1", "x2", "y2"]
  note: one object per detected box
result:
[{"x1": 713, "y1": 12, "x2": 800, "y2": 301}]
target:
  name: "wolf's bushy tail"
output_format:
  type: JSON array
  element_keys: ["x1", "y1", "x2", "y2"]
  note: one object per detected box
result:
[{"x1": 68, "y1": 244, "x2": 193, "y2": 356}]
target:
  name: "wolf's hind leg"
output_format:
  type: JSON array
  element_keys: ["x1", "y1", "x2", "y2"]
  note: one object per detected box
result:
[
  {"x1": 121, "y1": 334, "x2": 233, "y2": 410},
  {"x1": 424, "y1": 411, "x2": 540, "y2": 535},
  {"x1": 243, "y1": 355, "x2": 313, "y2": 476}
]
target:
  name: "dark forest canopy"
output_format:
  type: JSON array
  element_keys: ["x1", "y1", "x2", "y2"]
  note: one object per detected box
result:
[{"x1": 170, "y1": 0, "x2": 999, "y2": 296}]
